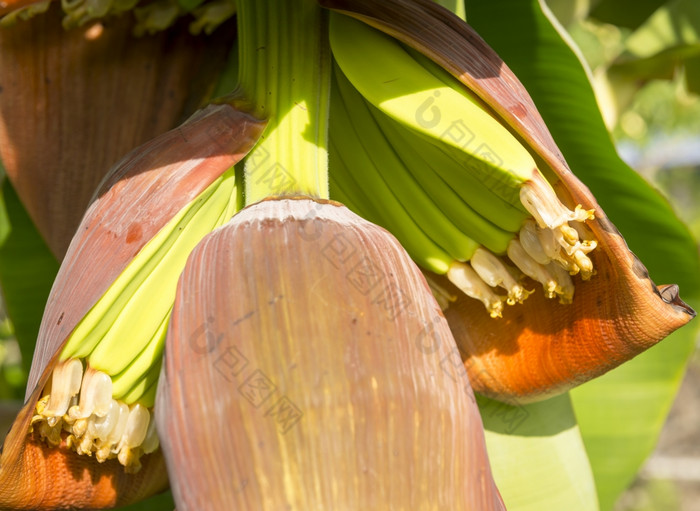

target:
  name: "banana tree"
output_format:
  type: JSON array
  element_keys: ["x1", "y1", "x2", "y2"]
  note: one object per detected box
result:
[{"x1": 0, "y1": 0, "x2": 697, "y2": 510}]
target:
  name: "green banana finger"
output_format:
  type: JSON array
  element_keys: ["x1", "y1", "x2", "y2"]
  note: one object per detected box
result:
[
  {"x1": 329, "y1": 12, "x2": 536, "y2": 207},
  {"x1": 367, "y1": 98, "x2": 518, "y2": 252},
  {"x1": 85, "y1": 170, "x2": 236, "y2": 375},
  {"x1": 120, "y1": 359, "x2": 162, "y2": 407},
  {"x1": 109, "y1": 306, "x2": 172, "y2": 404},
  {"x1": 334, "y1": 65, "x2": 478, "y2": 262},
  {"x1": 62, "y1": 168, "x2": 237, "y2": 376},
  {"x1": 330, "y1": 74, "x2": 452, "y2": 274},
  {"x1": 31, "y1": 168, "x2": 240, "y2": 473},
  {"x1": 328, "y1": 155, "x2": 383, "y2": 225},
  {"x1": 372, "y1": 100, "x2": 529, "y2": 234},
  {"x1": 328, "y1": 174, "x2": 360, "y2": 214}
]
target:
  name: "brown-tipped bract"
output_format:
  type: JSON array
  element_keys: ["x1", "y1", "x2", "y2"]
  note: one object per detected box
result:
[{"x1": 0, "y1": 4, "x2": 234, "y2": 257}]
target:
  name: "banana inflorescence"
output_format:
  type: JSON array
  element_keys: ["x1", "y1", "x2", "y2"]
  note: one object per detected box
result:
[
  {"x1": 328, "y1": 13, "x2": 597, "y2": 318},
  {"x1": 31, "y1": 167, "x2": 241, "y2": 472},
  {"x1": 25, "y1": 1, "x2": 598, "y2": 477}
]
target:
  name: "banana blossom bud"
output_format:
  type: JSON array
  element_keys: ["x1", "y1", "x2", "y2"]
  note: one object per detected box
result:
[
  {"x1": 0, "y1": 4, "x2": 234, "y2": 258},
  {"x1": 156, "y1": 197, "x2": 505, "y2": 510}
]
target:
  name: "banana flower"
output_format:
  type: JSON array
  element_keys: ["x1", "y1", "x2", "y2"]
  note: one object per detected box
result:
[{"x1": 0, "y1": 0, "x2": 694, "y2": 509}]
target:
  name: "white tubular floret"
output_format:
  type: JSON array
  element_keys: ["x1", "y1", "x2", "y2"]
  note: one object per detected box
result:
[
  {"x1": 141, "y1": 414, "x2": 160, "y2": 454},
  {"x1": 69, "y1": 367, "x2": 113, "y2": 420},
  {"x1": 507, "y1": 239, "x2": 558, "y2": 299},
  {"x1": 519, "y1": 219, "x2": 550, "y2": 265},
  {"x1": 117, "y1": 404, "x2": 151, "y2": 470},
  {"x1": 95, "y1": 401, "x2": 130, "y2": 463},
  {"x1": 519, "y1": 175, "x2": 598, "y2": 279},
  {"x1": 470, "y1": 248, "x2": 531, "y2": 305},
  {"x1": 520, "y1": 175, "x2": 593, "y2": 229},
  {"x1": 33, "y1": 365, "x2": 159, "y2": 471},
  {"x1": 447, "y1": 261, "x2": 504, "y2": 318},
  {"x1": 573, "y1": 250, "x2": 594, "y2": 280},
  {"x1": 90, "y1": 399, "x2": 120, "y2": 442},
  {"x1": 43, "y1": 359, "x2": 83, "y2": 421},
  {"x1": 546, "y1": 262, "x2": 575, "y2": 304}
]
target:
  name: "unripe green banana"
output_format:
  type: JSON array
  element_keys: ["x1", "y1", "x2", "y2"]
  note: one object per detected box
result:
[
  {"x1": 365, "y1": 93, "x2": 518, "y2": 251},
  {"x1": 79, "y1": 169, "x2": 238, "y2": 382},
  {"x1": 120, "y1": 361, "x2": 161, "y2": 407},
  {"x1": 109, "y1": 306, "x2": 171, "y2": 404},
  {"x1": 368, "y1": 40, "x2": 530, "y2": 234},
  {"x1": 329, "y1": 71, "x2": 453, "y2": 274},
  {"x1": 328, "y1": 148, "x2": 384, "y2": 226},
  {"x1": 331, "y1": 60, "x2": 540, "y2": 318},
  {"x1": 25, "y1": 101, "x2": 265, "y2": 476},
  {"x1": 329, "y1": 12, "x2": 537, "y2": 208},
  {"x1": 328, "y1": 11, "x2": 598, "y2": 317},
  {"x1": 369, "y1": 85, "x2": 528, "y2": 234},
  {"x1": 332, "y1": 65, "x2": 478, "y2": 262},
  {"x1": 60, "y1": 167, "x2": 238, "y2": 406}
]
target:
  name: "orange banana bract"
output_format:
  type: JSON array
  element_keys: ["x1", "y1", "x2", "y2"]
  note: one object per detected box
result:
[
  {"x1": 0, "y1": 383, "x2": 168, "y2": 510},
  {"x1": 320, "y1": 0, "x2": 695, "y2": 401},
  {"x1": 157, "y1": 198, "x2": 505, "y2": 510},
  {"x1": 0, "y1": 103, "x2": 265, "y2": 510},
  {"x1": 0, "y1": 4, "x2": 235, "y2": 258},
  {"x1": 441, "y1": 276, "x2": 692, "y2": 400}
]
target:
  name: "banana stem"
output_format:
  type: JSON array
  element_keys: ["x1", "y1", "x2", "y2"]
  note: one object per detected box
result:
[{"x1": 235, "y1": 0, "x2": 331, "y2": 204}]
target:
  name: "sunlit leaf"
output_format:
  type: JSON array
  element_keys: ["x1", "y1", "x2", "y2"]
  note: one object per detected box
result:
[
  {"x1": 589, "y1": 0, "x2": 666, "y2": 30},
  {"x1": 115, "y1": 490, "x2": 174, "y2": 511},
  {"x1": 478, "y1": 393, "x2": 598, "y2": 511},
  {"x1": 608, "y1": 0, "x2": 700, "y2": 89},
  {"x1": 623, "y1": 0, "x2": 700, "y2": 59}
]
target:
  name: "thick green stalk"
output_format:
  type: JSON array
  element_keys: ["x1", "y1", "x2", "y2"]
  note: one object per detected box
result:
[{"x1": 236, "y1": 0, "x2": 331, "y2": 204}]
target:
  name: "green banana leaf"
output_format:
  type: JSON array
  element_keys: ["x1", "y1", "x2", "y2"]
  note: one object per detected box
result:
[
  {"x1": 543, "y1": 0, "x2": 591, "y2": 27},
  {"x1": 623, "y1": 0, "x2": 700, "y2": 59},
  {"x1": 687, "y1": 54, "x2": 700, "y2": 93},
  {"x1": 478, "y1": 394, "x2": 598, "y2": 511},
  {"x1": 589, "y1": 0, "x2": 666, "y2": 30},
  {"x1": 465, "y1": 0, "x2": 700, "y2": 509},
  {"x1": 571, "y1": 327, "x2": 697, "y2": 510},
  {"x1": 0, "y1": 176, "x2": 59, "y2": 377},
  {"x1": 609, "y1": 0, "x2": 700, "y2": 94}
]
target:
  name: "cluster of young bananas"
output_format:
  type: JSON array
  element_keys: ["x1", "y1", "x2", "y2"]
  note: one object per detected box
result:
[
  {"x1": 327, "y1": 14, "x2": 597, "y2": 318},
  {"x1": 31, "y1": 168, "x2": 241, "y2": 471}
]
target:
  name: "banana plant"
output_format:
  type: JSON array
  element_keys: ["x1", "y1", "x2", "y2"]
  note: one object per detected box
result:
[{"x1": 0, "y1": 0, "x2": 696, "y2": 510}]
